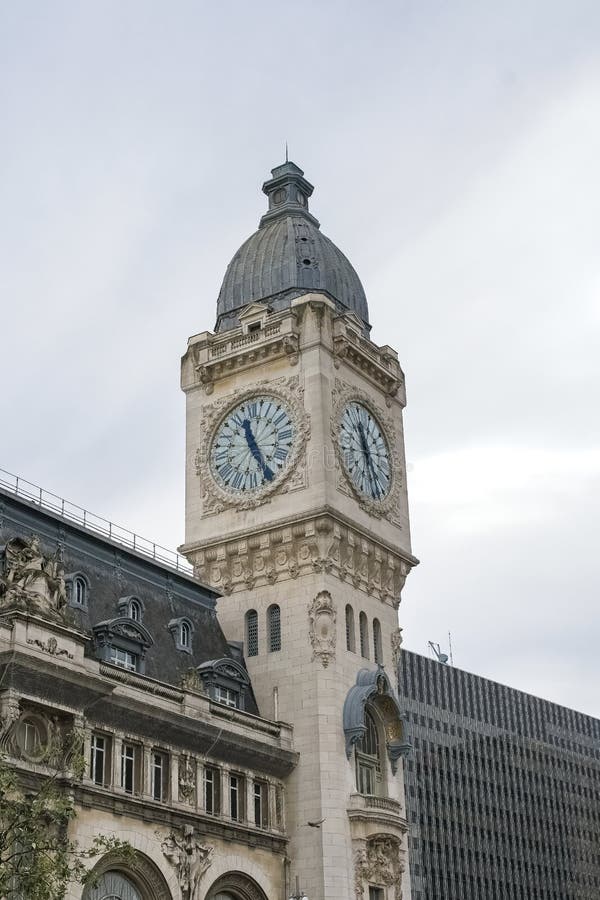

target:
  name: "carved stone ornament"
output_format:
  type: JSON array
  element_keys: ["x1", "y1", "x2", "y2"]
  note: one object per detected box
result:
[
  {"x1": 391, "y1": 626, "x2": 403, "y2": 672},
  {"x1": 0, "y1": 536, "x2": 67, "y2": 620},
  {"x1": 161, "y1": 825, "x2": 213, "y2": 900},
  {"x1": 191, "y1": 516, "x2": 414, "y2": 606},
  {"x1": 354, "y1": 834, "x2": 405, "y2": 900},
  {"x1": 179, "y1": 667, "x2": 203, "y2": 692},
  {"x1": 330, "y1": 379, "x2": 404, "y2": 523},
  {"x1": 27, "y1": 635, "x2": 73, "y2": 659},
  {"x1": 308, "y1": 590, "x2": 337, "y2": 667},
  {"x1": 178, "y1": 755, "x2": 196, "y2": 803},
  {"x1": 194, "y1": 374, "x2": 310, "y2": 514}
]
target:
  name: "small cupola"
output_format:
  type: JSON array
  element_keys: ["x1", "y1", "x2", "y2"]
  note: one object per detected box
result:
[{"x1": 260, "y1": 161, "x2": 319, "y2": 228}]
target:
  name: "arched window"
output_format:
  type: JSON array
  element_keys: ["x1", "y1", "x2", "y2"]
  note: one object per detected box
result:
[
  {"x1": 129, "y1": 599, "x2": 142, "y2": 622},
  {"x1": 246, "y1": 609, "x2": 258, "y2": 657},
  {"x1": 83, "y1": 870, "x2": 142, "y2": 900},
  {"x1": 355, "y1": 709, "x2": 382, "y2": 796},
  {"x1": 345, "y1": 605, "x2": 356, "y2": 652},
  {"x1": 359, "y1": 612, "x2": 369, "y2": 659},
  {"x1": 373, "y1": 618, "x2": 383, "y2": 664},
  {"x1": 74, "y1": 576, "x2": 87, "y2": 606},
  {"x1": 180, "y1": 620, "x2": 191, "y2": 649},
  {"x1": 66, "y1": 572, "x2": 90, "y2": 610},
  {"x1": 267, "y1": 604, "x2": 281, "y2": 652}
]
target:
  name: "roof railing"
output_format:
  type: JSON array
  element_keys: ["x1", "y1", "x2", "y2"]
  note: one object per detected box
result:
[{"x1": 0, "y1": 467, "x2": 194, "y2": 577}]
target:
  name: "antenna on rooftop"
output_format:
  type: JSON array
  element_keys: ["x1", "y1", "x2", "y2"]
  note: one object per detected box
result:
[
  {"x1": 448, "y1": 631, "x2": 454, "y2": 666},
  {"x1": 428, "y1": 641, "x2": 449, "y2": 665}
]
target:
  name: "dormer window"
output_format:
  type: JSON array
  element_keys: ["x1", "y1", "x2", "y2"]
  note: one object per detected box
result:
[
  {"x1": 129, "y1": 599, "x2": 142, "y2": 622},
  {"x1": 117, "y1": 596, "x2": 145, "y2": 624},
  {"x1": 92, "y1": 617, "x2": 153, "y2": 675},
  {"x1": 168, "y1": 617, "x2": 194, "y2": 654},
  {"x1": 197, "y1": 658, "x2": 250, "y2": 711},
  {"x1": 65, "y1": 572, "x2": 90, "y2": 610}
]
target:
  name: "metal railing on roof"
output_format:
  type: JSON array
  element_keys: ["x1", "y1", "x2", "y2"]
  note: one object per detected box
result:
[{"x1": 0, "y1": 467, "x2": 194, "y2": 577}]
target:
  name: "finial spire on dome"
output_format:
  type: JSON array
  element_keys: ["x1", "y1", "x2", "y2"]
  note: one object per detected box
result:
[{"x1": 260, "y1": 160, "x2": 319, "y2": 228}]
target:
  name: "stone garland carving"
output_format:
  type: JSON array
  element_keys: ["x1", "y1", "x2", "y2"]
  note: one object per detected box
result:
[
  {"x1": 0, "y1": 536, "x2": 67, "y2": 620},
  {"x1": 191, "y1": 517, "x2": 413, "y2": 606},
  {"x1": 391, "y1": 627, "x2": 403, "y2": 673},
  {"x1": 161, "y1": 825, "x2": 213, "y2": 900},
  {"x1": 330, "y1": 379, "x2": 404, "y2": 524},
  {"x1": 26, "y1": 635, "x2": 73, "y2": 660},
  {"x1": 194, "y1": 374, "x2": 311, "y2": 515},
  {"x1": 354, "y1": 835, "x2": 405, "y2": 900},
  {"x1": 178, "y1": 755, "x2": 196, "y2": 803},
  {"x1": 308, "y1": 590, "x2": 336, "y2": 667}
]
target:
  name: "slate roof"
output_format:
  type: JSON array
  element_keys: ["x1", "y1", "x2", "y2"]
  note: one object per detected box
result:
[
  {"x1": 215, "y1": 161, "x2": 370, "y2": 332},
  {"x1": 0, "y1": 488, "x2": 260, "y2": 715}
]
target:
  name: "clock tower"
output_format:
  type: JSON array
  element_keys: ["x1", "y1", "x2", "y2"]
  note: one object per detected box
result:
[{"x1": 180, "y1": 162, "x2": 418, "y2": 900}]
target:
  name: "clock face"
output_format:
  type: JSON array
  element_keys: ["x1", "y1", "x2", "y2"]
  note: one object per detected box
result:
[
  {"x1": 339, "y1": 402, "x2": 391, "y2": 500},
  {"x1": 211, "y1": 396, "x2": 294, "y2": 493}
]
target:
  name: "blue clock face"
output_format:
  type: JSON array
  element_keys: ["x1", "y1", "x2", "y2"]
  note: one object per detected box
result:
[
  {"x1": 339, "y1": 402, "x2": 391, "y2": 500},
  {"x1": 211, "y1": 396, "x2": 294, "y2": 492}
]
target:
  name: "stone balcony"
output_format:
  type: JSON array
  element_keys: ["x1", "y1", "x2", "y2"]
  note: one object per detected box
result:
[{"x1": 347, "y1": 792, "x2": 408, "y2": 842}]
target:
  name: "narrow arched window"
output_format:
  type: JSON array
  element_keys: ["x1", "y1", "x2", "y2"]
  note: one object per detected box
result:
[
  {"x1": 345, "y1": 605, "x2": 356, "y2": 652},
  {"x1": 246, "y1": 610, "x2": 258, "y2": 657},
  {"x1": 356, "y1": 709, "x2": 382, "y2": 796},
  {"x1": 180, "y1": 621, "x2": 191, "y2": 649},
  {"x1": 73, "y1": 576, "x2": 86, "y2": 606},
  {"x1": 129, "y1": 598, "x2": 142, "y2": 622},
  {"x1": 267, "y1": 604, "x2": 281, "y2": 653},
  {"x1": 359, "y1": 612, "x2": 369, "y2": 659},
  {"x1": 373, "y1": 618, "x2": 383, "y2": 664}
]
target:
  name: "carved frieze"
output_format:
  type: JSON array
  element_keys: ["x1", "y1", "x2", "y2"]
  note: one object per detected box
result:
[
  {"x1": 194, "y1": 374, "x2": 310, "y2": 515},
  {"x1": 330, "y1": 379, "x2": 404, "y2": 524},
  {"x1": 189, "y1": 516, "x2": 414, "y2": 606},
  {"x1": 0, "y1": 536, "x2": 68, "y2": 621},
  {"x1": 27, "y1": 635, "x2": 73, "y2": 660},
  {"x1": 161, "y1": 825, "x2": 213, "y2": 900},
  {"x1": 178, "y1": 755, "x2": 196, "y2": 804},
  {"x1": 391, "y1": 626, "x2": 403, "y2": 673},
  {"x1": 354, "y1": 834, "x2": 406, "y2": 900},
  {"x1": 308, "y1": 590, "x2": 336, "y2": 667}
]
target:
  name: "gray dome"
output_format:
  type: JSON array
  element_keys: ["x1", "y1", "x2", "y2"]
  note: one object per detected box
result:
[{"x1": 215, "y1": 162, "x2": 370, "y2": 332}]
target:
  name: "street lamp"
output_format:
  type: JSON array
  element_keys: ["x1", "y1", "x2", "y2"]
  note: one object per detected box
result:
[{"x1": 289, "y1": 875, "x2": 309, "y2": 900}]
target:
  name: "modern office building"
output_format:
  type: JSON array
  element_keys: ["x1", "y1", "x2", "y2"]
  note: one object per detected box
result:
[{"x1": 398, "y1": 648, "x2": 600, "y2": 900}]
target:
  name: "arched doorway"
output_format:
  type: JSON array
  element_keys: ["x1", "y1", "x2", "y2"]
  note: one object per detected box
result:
[
  {"x1": 83, "y1": 850, "x2": 173, "y2": 900},
  {"x1": 205, "y1": 872, "x2": 268, "y2": 900},
  {"x1": 84, "y1": 871, "x2": 142, "y2": 900}
]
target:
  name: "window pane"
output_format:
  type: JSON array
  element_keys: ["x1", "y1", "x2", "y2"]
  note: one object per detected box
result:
[
  {"x1": 268, "y1": 605, "x2": 281, "y2": 652},
  {"x1": 246, "y1": 610, "x2": 258, "y2": 657}
]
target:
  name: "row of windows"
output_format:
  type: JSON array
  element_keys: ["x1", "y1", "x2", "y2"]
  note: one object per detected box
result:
[
  {"x1": 345, "y1": 605, "x2": 383, "y2": 663},
  {"x1": 89, "y1": 732, "x2": 277, "y2": 829},
  {"x1": 67, "y1": 576, "x2": 194, "y2": 654},
  {"x1": 244, "y1": 605, "x2": 280, "y2": 656}
]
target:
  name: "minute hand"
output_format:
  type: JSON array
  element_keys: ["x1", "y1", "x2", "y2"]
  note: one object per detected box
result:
[
  {"x1": 358, "y1": 423, "x2": 380, "y2": 498},
  {"x1": 242, "y1": 420, "x2": 275, "y2": 482}
]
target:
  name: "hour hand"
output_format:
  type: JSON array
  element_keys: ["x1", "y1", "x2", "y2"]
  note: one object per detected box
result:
[{"x1": 242, "y1": 420, "x2": 274, "y2": 482}]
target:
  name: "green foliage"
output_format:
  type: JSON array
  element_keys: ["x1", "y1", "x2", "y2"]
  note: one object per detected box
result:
[{"x1": 0, "y1": 739, "x2": 133, "y2": 900}]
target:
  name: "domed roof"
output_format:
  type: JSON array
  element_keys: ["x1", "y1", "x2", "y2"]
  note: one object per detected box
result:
[{"x1": 215, "y1": 162, "x2": 370, "y2": 332}]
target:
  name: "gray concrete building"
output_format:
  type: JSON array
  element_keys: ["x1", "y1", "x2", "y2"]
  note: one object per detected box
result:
[{"x1": 398, "y1": 649, "x2": 600, "y2": 900}]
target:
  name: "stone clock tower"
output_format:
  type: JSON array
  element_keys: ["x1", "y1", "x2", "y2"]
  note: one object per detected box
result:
[{"x1": 180, "y1": 162, "x2": 418, "y2": 900}]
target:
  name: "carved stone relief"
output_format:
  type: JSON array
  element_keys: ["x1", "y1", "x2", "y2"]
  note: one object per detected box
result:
[
  {"x1": 354, "y1": 834, "x2": 405, "y2": 900},
  {"x1": 391, "y1": 626, "x2": 403, "y2": 672},
  {"x1": 330, "y1": 379, "x2": 404, "y2": 524},
  {"x1": 161, "y1": 825, "x2": 213, "y2": 900},
  {"x1": 0, "y1": 536, "x2": 67, "y2": 620},
  {"x1": 27, "y1": 635, "x2": 73, "y2": 659},
  {"x1": 308, "y1": 590, "x2": 336, "y2": 667},
  {"x1": 178, "y1": 755, "x2": 196, "y2": 804},
  {"x1": 194, "y1": 374, "x2": 310, "y2": 515},
  {"x1": 191, "y1": 516, "x2": 413, "y2": 606}
]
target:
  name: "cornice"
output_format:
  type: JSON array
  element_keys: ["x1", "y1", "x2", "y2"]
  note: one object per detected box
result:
[{"x1": 181, "y1": 509, "x2": 418, "y2": 606}]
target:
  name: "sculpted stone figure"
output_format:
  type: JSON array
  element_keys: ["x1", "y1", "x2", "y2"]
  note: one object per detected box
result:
[
  {"x1": 0, "y1": 536, "x2": 67, "y2": 617},
  {"x1": 161, "y1": 825, "x2": 213, "y2": 900}
]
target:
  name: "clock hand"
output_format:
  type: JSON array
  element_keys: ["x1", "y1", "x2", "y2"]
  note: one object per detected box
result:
[
  {"x1": 242, "y1": 420, "x2": 275, "y2": 482},
  {"x1": 357, "y1": 422, "x2": 380, "y2": 498}
]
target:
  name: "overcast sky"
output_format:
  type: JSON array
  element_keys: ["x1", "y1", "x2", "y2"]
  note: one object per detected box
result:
[{"x1": 2, "y1": 1, "x2": 599, "y2": 719}]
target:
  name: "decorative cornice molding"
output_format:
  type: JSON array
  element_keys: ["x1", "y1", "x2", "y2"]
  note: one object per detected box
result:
[
  {"x1": 332, "y1": 317, "x2": 405, "y2": 406},
  {"x1": 194, "y1": 375, "x2": 310, "y2": 515},
  {"x1": 186, "y1": 514, "x2": 413, "y2": 606}
]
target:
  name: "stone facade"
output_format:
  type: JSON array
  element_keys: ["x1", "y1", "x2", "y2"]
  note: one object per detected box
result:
[{"x1": 181, "y1": 287, "x2": 417, "y2": 899}]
